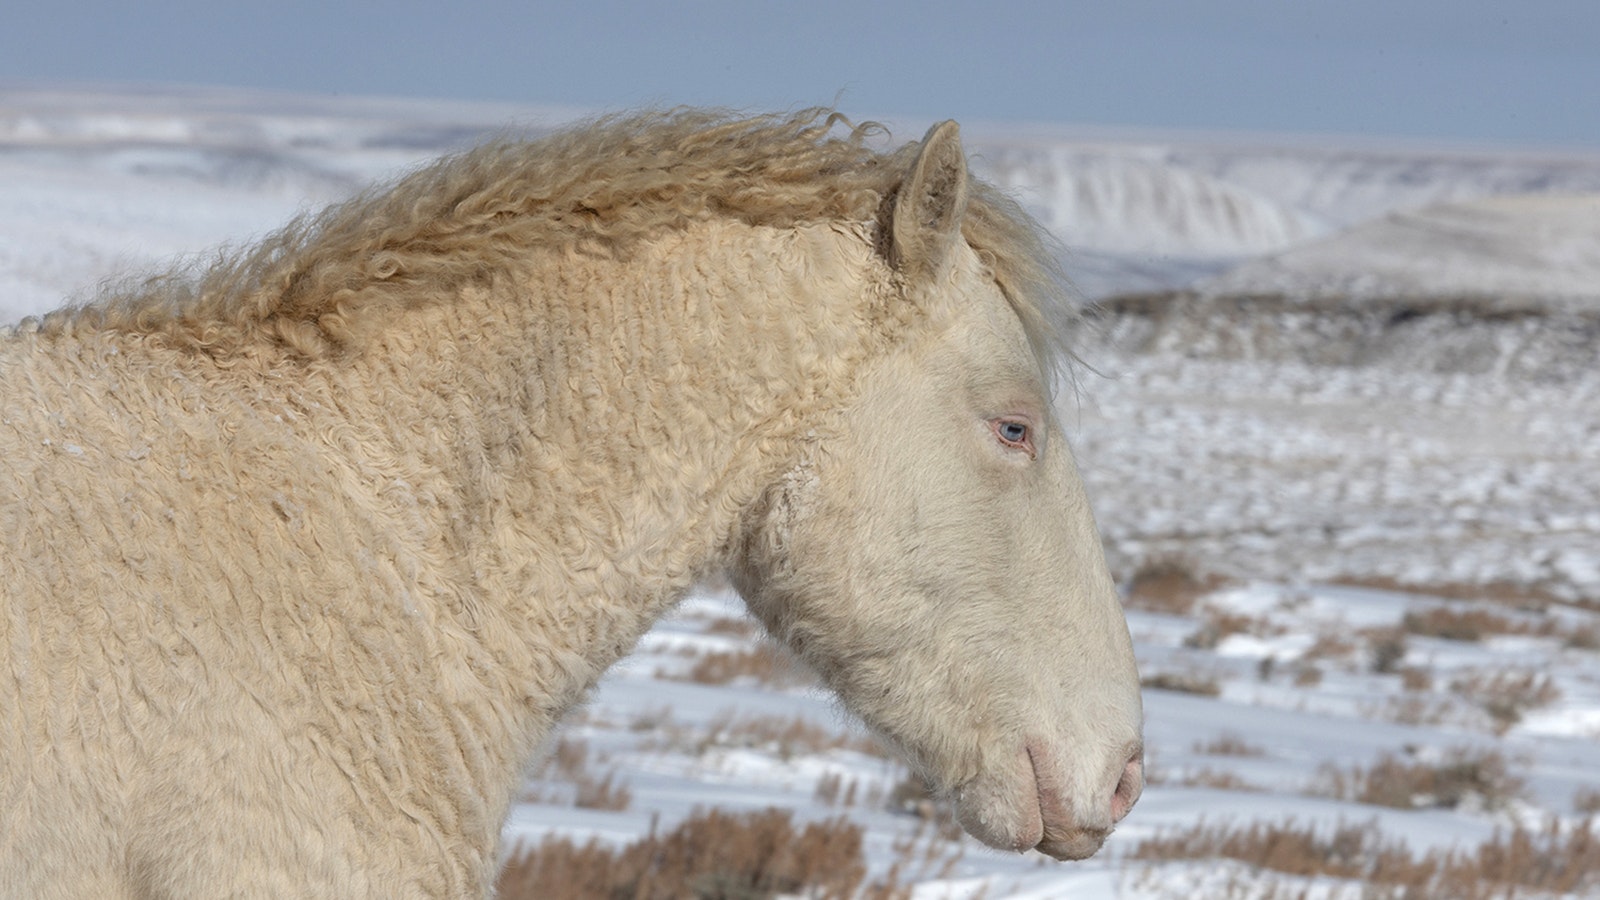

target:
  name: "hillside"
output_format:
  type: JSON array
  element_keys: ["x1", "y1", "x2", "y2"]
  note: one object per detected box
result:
[{"x1": 1199, "y1": 193, "x2": 1600, "y2": 315}]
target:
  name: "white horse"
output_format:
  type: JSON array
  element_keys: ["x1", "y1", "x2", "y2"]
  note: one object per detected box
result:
[{"x1": 0, "y1": 109, "x2": 1142, "y2": 898}]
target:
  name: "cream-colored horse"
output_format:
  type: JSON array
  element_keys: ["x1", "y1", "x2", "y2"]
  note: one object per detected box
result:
[{"x1": 0, "y1": 109, "x2": 1142, "y2": 898}]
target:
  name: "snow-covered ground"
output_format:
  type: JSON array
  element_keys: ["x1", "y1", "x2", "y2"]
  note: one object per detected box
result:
[{"x1": 4, "y1": 84, "x2": 1598, "y2": 897}]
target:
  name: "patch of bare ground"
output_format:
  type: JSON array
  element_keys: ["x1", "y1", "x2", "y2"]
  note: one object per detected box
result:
[{"x1": 1130, "y1": 816, "x2": 1600, "y2": 899}]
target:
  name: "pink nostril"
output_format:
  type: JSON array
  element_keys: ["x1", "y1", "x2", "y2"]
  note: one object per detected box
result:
[{"x1": 1111, "y1": 752, "x2": 1144, "y2": 823}]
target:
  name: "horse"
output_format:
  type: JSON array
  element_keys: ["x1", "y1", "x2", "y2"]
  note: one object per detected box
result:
[{"x1": 0, "y1": 108, "x2": 1143, "y2": 898}]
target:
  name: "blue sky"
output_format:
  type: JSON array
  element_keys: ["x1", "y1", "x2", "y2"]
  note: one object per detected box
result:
[{"x1": 4, "y1": 1, "x2": 1598, "y2": 147}]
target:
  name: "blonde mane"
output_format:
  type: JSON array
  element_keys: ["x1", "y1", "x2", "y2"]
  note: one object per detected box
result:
[{"x1": 38, "y1": 108, "x2": 1074, "y2": 365}]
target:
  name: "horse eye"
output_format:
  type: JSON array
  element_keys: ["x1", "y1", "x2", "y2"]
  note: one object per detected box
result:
[{"x1": 992, "y1": 420, "x2": 1033, "y2": 455}]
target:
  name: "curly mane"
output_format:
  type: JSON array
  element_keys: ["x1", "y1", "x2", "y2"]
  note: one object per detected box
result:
[{"x1": 34, "y1": 108, "x2": 1073, "y2": 364}]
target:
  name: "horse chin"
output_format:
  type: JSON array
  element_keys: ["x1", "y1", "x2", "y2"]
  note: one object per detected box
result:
[{"x1": 951, "y1": 739, "x2": 1137, "y2": 861}]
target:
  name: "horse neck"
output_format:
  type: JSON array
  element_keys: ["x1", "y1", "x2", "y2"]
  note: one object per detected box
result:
[{"x1": 339, "y1": 217, "x2": 884, "y2": 718}]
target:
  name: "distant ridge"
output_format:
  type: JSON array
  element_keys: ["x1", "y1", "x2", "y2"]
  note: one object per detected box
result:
[{"x1": 1198, "y1": 193, "x2": 1600, "y2": 317}]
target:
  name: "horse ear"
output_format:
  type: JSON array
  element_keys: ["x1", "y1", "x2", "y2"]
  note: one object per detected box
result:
[{"x1": 890, "y1": 120, "x2": 970, "y2": 284}]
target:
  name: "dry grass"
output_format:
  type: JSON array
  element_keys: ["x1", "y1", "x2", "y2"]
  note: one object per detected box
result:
[
  {"x1": 1576, "y1": 787, "x2": 1600, "y2": 815},
  {"x1": 697, "y1": 711, "x2": 886, "y2": 761},
  {"x1": 1248, "y1": 650, "x2": 1324, "y2": 685},
  {"x1": 1402, "y1": 605, "x2": 1528, "y2": 642},
  {"x1": 1141, "y1": 670, "x2": 1223, "y2": 697},
  {"x1": 1130, "y1": 815, "x2": 1600, "y2": 899},
  {"x1": 1398, "y1": 666, "x2": 1433, "y2": 692},
  {"x1": 1257, "y1": 655, "x2": 1322, "y2": 686},
  {"x1": 497, "y1": 806, "x2": 962, "y2": 900},
  {"x1": 1193, "y1": 733, "x2": 1264, "y2": 757},
  {"x1": 1175, "y1": 768, "x2": 1262, "y2": 792},
  {"x1": 1312, "y1": 747, "x2": 1526, "y2": 811},
  {"x1": 526, "y1": 737, "x2": 635, "y2": 811},
  {"x1": 1335, "y1": 575, "x2": 1569, "y2": 613},
  {"x1": 1565, "y1": 622, "x2": 1600, "y2": 650},
  {"x1": 1360, "y1": 627, "x2": 1409, "y2": 674},
  {"x1": 1299, "y1": 630, "x2": 1358, "y2": 663},
  {"x1": 627, "y1": 706, "x2": 886, "y2": 763},
  {"x1": 885, "y1": 774, "x2": 963, "y2": 841},
  {"x1": 1449, "y1": 668, "x2": 1561, "y2": 734},
  {"x1": 1131, "y1": 818, "x2": 1422, "y2": 884},
  {"x1": 875, "y1": 823, "x2": 968, "y2": 899},
  {"x1": 700, "y1": 616, "x2": 759, "y2": 638},
  {"x1": 1290, "y1": 663, "x2": 1323, "y2": 688},
  {"x1": 573, "y1": 771, "x2": 633, "y2": 811},
  {"x1": 628, "y1": 705, "x2": 679, "y2": 733},
  {"x1": 1391, "y1": 596, "x2": 1600, "y2": 650},
  {"x1": 813, "y1": 772, "x2": 866, "y2": 808},
  {"x1": 1369, "y1": 693, "x2": 1458, "y2": 729},
  {"x1": 1182, "y1": 608, "x2": 1274, "y2": 651},
  {"x1": 1124, "y1": 556, "x2": 1229, "y2": 616},
  {"x1": 497, "y1": 808, "x2": 873, "y2": 900},
  {"x1": 673, "y1": 643, "x2": 818, "y2": 688},
  {"x1": 1338, "y1": 576, "x2": 1600, "y2": 649}
]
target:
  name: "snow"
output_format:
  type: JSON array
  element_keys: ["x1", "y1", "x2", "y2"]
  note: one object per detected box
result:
[
  {"x1": 966, "y1": 125, "x2": 1600, "y2": 299},
  {"x1": 1200, "y1": 193, "x2": 1600, "y2": 313},
  {"x1": 4, "y1": 84, "x2": 1599, "y2": 898}
]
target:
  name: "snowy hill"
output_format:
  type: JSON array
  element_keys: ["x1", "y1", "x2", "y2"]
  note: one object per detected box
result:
[
  {"x1": 1197, "y1": 193, "x2": 1600, "y2": 314},
  {"x1": 969, "y1": 127, "x2": 1600, "y2": 298}
]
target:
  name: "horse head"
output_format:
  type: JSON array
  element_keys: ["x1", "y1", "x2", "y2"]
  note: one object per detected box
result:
[{"x1": 734, "y1": 122, "x2": 1144, "y2": 860}]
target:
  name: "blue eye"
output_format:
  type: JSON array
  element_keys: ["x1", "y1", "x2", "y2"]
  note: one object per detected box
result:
[{"x1": 989, "y1": 417, "x2": 1036, "y2": 457}]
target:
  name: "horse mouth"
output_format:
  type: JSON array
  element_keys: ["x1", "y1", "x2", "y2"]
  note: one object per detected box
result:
[
  {"x1": 951, "y1": 738, "x2": 1143, "y2": 860},
  {"x1": 1019, "y1": 739, "x2": 1145, "y2": 861},
  {"x1": 1034, "y1": 828, "x2": 1111, "y2": 861}
]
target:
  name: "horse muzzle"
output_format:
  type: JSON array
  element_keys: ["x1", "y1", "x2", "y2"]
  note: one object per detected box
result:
[{"x1": 954, "y1": 737, "x2": 1144, "y2": 860}]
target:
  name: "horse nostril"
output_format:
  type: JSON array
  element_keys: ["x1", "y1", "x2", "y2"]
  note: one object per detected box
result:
[{"x1": 1111, "y1": 751, "x2": 1143, "y2": 823}]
